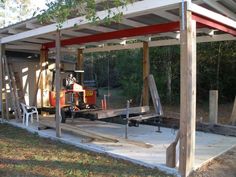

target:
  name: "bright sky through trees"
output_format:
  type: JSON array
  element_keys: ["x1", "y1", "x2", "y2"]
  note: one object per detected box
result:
[{"x1": 0, "y1": 0, "x2": 49, "y2": 28}]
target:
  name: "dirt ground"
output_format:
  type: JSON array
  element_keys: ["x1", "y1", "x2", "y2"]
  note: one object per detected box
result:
[{"x1": 190, "y1": 146, "x2": 236, "y2": 177}]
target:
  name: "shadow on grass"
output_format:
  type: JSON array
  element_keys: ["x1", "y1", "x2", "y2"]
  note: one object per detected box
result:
[
  {"x1": 0, "y1": 124, "x2": 171, "y2": 177},
  {"x1": 0, "y1": 157, "x2": 166, "y2": 177}
]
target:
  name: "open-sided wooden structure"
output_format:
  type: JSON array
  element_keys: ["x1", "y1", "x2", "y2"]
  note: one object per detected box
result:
[{"x1": 0, "y1": 0, "x2": 236, "y2": 176}]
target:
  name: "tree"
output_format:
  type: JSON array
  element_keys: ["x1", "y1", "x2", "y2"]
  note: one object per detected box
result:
[
  {"x1": 37, "y1": 0, "x2": 134, "y2": 28},
  {"x1": 0, "y1": 0, "x2": 35, "y2": 27}
]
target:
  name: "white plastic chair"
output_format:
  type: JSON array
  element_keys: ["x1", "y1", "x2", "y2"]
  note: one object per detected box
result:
[{"x1": 20, "y1": 103, "x2": 39, "y2": 126}]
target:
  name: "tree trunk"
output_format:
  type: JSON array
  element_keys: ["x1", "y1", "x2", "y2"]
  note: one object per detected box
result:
[
  {"x1": 216, "y1": 43, "x2": 222, "y2": 90},
  {"x1": 166, "y1": 47, "x2": 172, "y2": 104}
]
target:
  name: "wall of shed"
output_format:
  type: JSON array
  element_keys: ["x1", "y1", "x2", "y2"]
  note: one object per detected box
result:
[{"x1": 8, "y1": 58, "x2": 74, "y2": 108}]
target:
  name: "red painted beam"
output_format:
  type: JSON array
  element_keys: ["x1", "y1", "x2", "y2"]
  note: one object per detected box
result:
[
  {"x1": 44, "y1": 21, "x2": 180, "y2": 48},
  {"x1": 192, "y1": 13, "x2": 236, "y2": 36}
]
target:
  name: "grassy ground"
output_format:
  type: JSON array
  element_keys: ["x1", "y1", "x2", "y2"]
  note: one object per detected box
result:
[{"x1": 0, "y1": 123, "x2": 172, "y2": 177}]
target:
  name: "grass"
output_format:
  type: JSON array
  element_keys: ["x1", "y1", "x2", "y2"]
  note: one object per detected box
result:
[{"x1": 0, "y1": 123, "x2": 173, "y2": 177}]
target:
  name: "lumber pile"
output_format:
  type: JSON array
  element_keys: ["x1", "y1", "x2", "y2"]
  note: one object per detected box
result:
[
  {"x1": 39, "y1": 119, "x2": 152, "y2": 148},
  {"x1": 40, "y1": 119, "x2": 118, "y2": 143},
  {"x1": 83, "y1": 106, "x2": 150, "y2": 120}
]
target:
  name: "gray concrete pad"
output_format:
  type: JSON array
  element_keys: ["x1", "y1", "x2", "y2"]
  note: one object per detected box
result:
[{"x1": 2, "y1": 118, "x2": 236, "y2": 177}]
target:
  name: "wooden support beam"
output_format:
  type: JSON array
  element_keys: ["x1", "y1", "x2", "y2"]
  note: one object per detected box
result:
[
  {"x1": 39, "y1": 47, "x2": 49, "y2": 109},
  {"x1": 0, "y1": 44, "x2": 3, "y2": 117},
  {"x1": 2, "y1": 46, "x2": 9, "y2": 120},
  {"x1": 231, "y1": 96, "x2": 236, "y2": 125},
  {"x1": 179, "y1": 3, "x2": 197, "y2": 177},
  {"x1": 209, "y1": 90, "x2": 218, "y2": 124},
  {"x1": 142, "y1": 41, "x2": 150, "y2": 106},
  {"x1": 77, "y1": 48, "x2": 84, "y2": 85},
  {"x1": 55, "y1": 31, "x2": 61, "y2": 138}
]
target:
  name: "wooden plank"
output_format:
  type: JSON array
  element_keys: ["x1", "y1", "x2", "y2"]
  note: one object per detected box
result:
[
  {"x1": 13, "y1": 71, "x2": 25, "y2": 104},
  {"x1": 231, "y1": 96, "x2": 236, "y2": 125},
  {"x1": 160, "y1": 116, "x2": 236, "y2": 137},
  {"x1": 39, "y1": 119, "x2": 152, "y2": 148},
  {"x1": 209, "y1": 90, "x2": 218, "y2": 124},
  {"x1": 90, "y1": 106, "x2": 150, "y2": 119},
  {"x1": 166, "y1": 131, "x2": 180, "y2": 168},
  {"x1": 196, "y1": 122, "x2": 236, "y2": 137},
  {"x1": 142, "y1": 41, "x2": 150, "y2": 106},
  {"x1": 128, "y1": 113, "x2": 158, "y2": 121},
  {"x1": 8, "y1": 64, "x2": 22, "y2": 119},
  {"x1": 4, "y1": 57, "x2": 19, "y2": 119},
  {"x1": 179, "y1": 3, "x2": 197, "y2": 177},
  {"x1": 40, "y1": 120, "x2": 118, "y2": 143},
  {"x1": 55, "y1": 30, "x2": 61, "y2": 138},
  {"x1": 77, "y1": 48, "x2": 84, "y2": 85},
  {"x1": 148, "y1": 75, "x2": 163, "y2": 115}
]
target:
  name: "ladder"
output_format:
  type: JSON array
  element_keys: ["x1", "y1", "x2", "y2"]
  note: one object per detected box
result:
[
  {"x1": 3, "y1": 56, "x2": 22, "y2": 119},
  {"x1": 12, "y1": 69, "x2": 25, "y2": 104}
]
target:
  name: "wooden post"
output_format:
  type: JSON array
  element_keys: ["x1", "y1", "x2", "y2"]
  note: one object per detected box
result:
[
  {"x1": 1, "y1": 46, "x2": 9, "y2": 120},
  {"x1": 209, "y1": 90, "x2": 218, "y2": 124},
  {"x1": 179, "y1": 3, "x2": 197, "y2": 177},
  {"x1": 231, "y1": 96, "x2": 236, "y2": 125},
  {"x1": 0, "y1": 44, "x2": 3, "y2": 117},
  {"x1": 77, "y1": 48, "x2": 84, "y2": 85},
  {"x1": 142, "y1": 41, "x2": 150, "y2": 106},
  {"x1": 40, "y1": 47, "x2": 49, "y2": 110},
  {"x1": 55, "y1": 30, "x2": 61, "y2": 138}
]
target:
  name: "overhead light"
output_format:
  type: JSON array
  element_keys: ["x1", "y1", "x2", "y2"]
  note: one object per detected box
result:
[{"x1": 120, "y1": 40, "x2": 126, "y2": 45}]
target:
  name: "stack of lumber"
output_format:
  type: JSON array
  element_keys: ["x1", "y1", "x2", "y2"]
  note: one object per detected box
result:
[
  {"x1": 81, "y1": 106, "x2": 150, "y2": 120},
  {"x1": 39, "y1": 119, "x2": 152, "y2": 148}
]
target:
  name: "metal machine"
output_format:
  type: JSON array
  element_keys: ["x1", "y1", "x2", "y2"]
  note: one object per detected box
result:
[{"x1": 49, "y1": 70, "x2": 97, "y2": 123}]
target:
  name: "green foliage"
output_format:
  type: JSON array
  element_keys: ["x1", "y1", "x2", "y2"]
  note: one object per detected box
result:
[
  {"x1": 0, "y1": 0, "x2": 33, "y2": 27},
  {"x1": 85, "y1": 49, "x2": 142, "y2": 103},
  {"x1": 198, "y1": 41, "x2": 236, "y2": 102},
  {"x1": 84, "y1": 41, "x2": 236, "y2": 106},
  {"x1": 37, "y1": 0, "x2": 134, "y2": 28}
]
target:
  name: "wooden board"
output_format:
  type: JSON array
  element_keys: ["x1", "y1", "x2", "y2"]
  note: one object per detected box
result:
[
  {"x1": 129, "y1": 113, "x2": 159, "y2": 121},
  {"x1": 89, "y1": 106, "x2": 150, "y2": 119},
  {"x1": 231, "y1": 96, "x2": 236, "y2": 125},
  {"x1": 159, "y1": 116, "x2": 236, "y2": 137},
  {"x1": 196, "y1": 122, "x2": 236, "y2": 137},
  {"x1": 148, "y1": 75, "x2": 163, "y2": 116},
  {"x1": 40, "y1": 119, "x2": 118, "y2": 143},
  {"x1": 39, "y1": 119, "x2": 152, "y2": 148}
]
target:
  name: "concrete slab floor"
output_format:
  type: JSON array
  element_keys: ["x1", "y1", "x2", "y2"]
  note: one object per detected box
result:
[{"x1": 2, "y1": 118, "x2": 236, "y2": 177}]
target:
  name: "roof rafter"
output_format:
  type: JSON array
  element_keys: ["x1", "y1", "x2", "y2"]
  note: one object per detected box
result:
[
  {"x1": 0, "y1": 0, "x2": 186, "y2": 44},
  {"x1": 202, "y1": 0, "x2": 236, "y2": 21}
]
